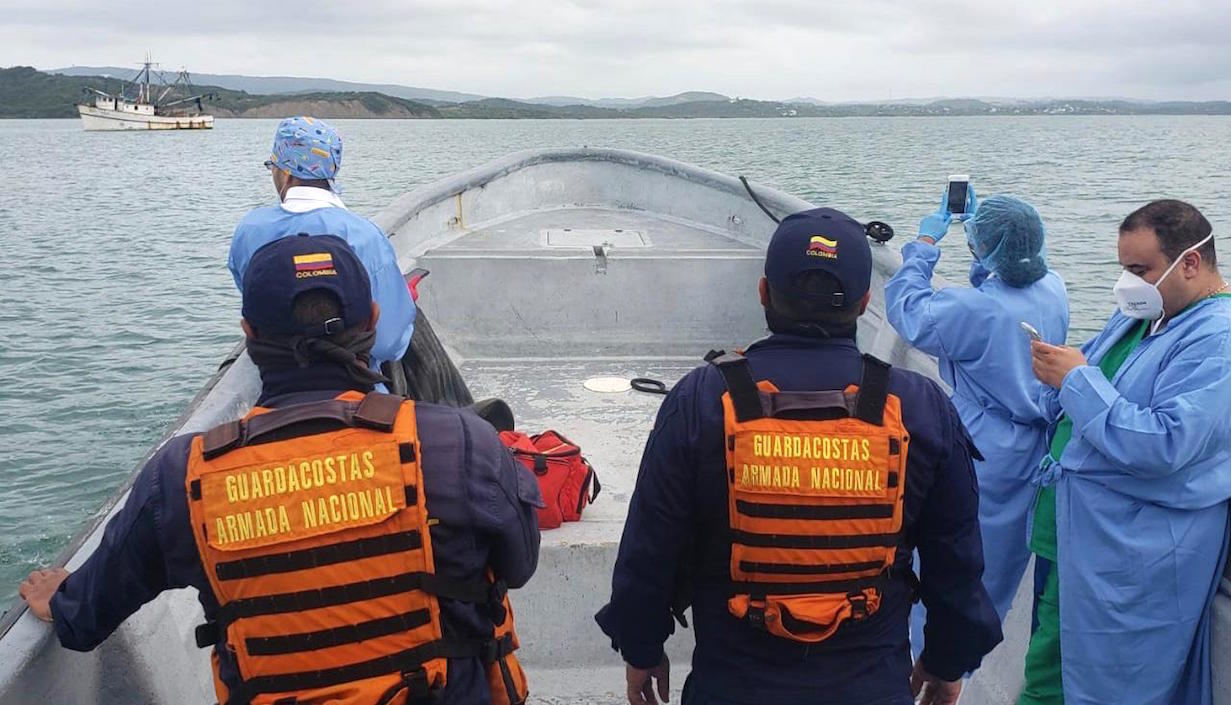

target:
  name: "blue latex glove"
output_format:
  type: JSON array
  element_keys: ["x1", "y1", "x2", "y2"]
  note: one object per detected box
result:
[{"x1": 918, "y1": 201, "x2": 953, "y2": 242}]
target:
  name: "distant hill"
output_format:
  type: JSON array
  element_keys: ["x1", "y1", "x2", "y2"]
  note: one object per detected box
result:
[
  {"x1": 1, "y1": 67, "x2": 440, "y2": 119},
  {"x1": 50, "y1": 65, "x2": 486, "y2": 104},
  {"x1": 524, "y1": 91, "x2": 730, "y2": 108},
  {"x1": 7, "y1": 67, "x2": 1231, "y2": 120}
]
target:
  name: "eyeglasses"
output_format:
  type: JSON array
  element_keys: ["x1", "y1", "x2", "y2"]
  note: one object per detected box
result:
[{"x1": 263, "y1": 160, "x2": 277, "y2": 172}]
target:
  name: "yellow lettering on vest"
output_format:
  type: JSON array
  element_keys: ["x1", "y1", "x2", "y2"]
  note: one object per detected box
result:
[
  {"x1": 286, "y1": 466, "x2": 301, "y2": 492},
  {"x1": 215, "y1": 518, "x2": 228, "y2": 544},
  {"x1": 384, "y1": 486, "x2": 395, "y2": 512},
  {"x1": 329, "y1": 495, "x2": 342, "y2": 523},
  {"x1": 301, "y1": 500, "x2": 317, "y2": 528},
  {"x1": 237, "y1": 474, "x2": 251, "y2": 501},
  {"x1": 862, "y1": 438, "x2": 872, "y2": 461},
  {"x1": 261, "y1": 469, "x2": 274, "y2": 498},
  {"x1": 362, "y1": 450, "x2": 376, "y2": 478},
  {"x1": 312, "y1": 460, "x2": 325, "y2": 487},
  {"x1": 224, "y1": 475, "x2": 238, "y2": 503},
  {"x1": 313, "y1": 459, "x2": 327, "y2": 485},
  {"x1": 359, "y1": 489, "x2": 374, "y2": 517},
  {"x1": 752, "y1": 435, "x2": 761, "y2": 457},
  {"x1": 323, "y1": 456, "x2": 337, "y2": 484},
  {"x1": 254, "y1": 506, "x2": 268, "y2": 536},
  {"x1": 349, "y1": 454, "x2": 363, "y2": 480},
  {"x1": 374, "y1": 486, "x2": 389, "y2": 514},
  {"x1": 238, "y1": 512, "x2": 253, "y2": 541},
  {"x1": 278, "y1": 505, "x2": 291, "y2": 533},
  {"x1": 316, "y1": 497, "x2": 329, "y2": 523}
]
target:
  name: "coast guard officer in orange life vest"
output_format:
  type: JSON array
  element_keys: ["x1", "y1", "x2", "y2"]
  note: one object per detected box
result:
[
  {"x1": 596, "y1": 208, "x2": 1003, "y2": 705},
  {"x1": 19, "y1": 234, "x2": 543, "y2": 705}
]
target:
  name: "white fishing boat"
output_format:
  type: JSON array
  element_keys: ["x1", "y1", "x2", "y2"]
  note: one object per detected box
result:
[
  {"x1": 0, "y1": 148, "x2": 1226, "y2": 703},
  {"x1": 76, "y1": 59, "x2": 214, "y2": 131}
]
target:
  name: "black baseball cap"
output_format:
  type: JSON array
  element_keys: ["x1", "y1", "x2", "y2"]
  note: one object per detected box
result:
[
  {"x1": 241, "y1": 233, "x2": 372, "y2": 337},
  {"x1": 764, "y1": 207, "x2": 872, "y2": 308}
]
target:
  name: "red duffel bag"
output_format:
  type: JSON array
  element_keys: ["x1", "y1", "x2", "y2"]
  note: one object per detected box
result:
[{"x1": 500, "y1": 430, "x2": 600, "y2": 530}]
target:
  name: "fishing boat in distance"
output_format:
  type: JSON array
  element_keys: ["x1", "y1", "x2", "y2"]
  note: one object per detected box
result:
[{"x1": 76, "y1": 57, "x2": 214, "y2": 131}]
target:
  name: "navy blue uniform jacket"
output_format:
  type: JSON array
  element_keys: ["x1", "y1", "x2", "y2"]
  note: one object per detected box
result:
[
  {"x1": 48, "y1": 368, "x2": 543, "y2": 705},
  {"x1": 596, "y1": 334, "x2": 1002, "y2": 705}
]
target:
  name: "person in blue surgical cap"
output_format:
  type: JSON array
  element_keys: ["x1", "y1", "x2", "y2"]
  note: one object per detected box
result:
[
  {"x1": 228, "y1": 116, "x2": 415, "y2": 377},
  {"x1": 1024, "y1": 199, "x2": 1231, "y2": 705},
  {"x1": 884, "y1": 192, "x2": 1070, "y2": 646}
]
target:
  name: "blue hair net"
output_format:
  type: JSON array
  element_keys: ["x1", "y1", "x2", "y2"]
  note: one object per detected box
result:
[{"x1": 964, "y1": 195, "x2": 1048, "y2": 287}]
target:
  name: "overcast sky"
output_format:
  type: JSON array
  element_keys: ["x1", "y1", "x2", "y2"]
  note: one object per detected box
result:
[{"x1": 3, "y1": 0, "x2": 1228, "y2": 101}]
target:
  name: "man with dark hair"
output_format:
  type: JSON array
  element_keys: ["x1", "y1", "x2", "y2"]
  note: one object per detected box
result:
[
  {"x1": 597, "y1": 208, "x2": 1002, "y2": 705},
  {"x1": 1026, "y1": 199, "x2": 1231, "y2": 704},
  {"x1": 20, "y1": 234, "x2": 542, "y2": 705},
  {"x1": 228, "y1": 117, "x2": 416, "y2": 376}
]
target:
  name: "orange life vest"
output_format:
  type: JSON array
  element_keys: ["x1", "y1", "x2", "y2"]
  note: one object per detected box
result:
[
  {"x1": 712, "y1": 352, "x2": 910, "y2": 643},
  {"x1": 185, "y1": 391, "x2": 527, "y2": 705}
]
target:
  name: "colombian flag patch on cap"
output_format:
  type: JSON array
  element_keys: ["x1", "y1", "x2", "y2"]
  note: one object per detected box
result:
[
  {"x1": 808, "y1": 235, "x2": 839, "y2": 258},
  {"x1": 293, "y1": 252, "x2": 337, "y2": 278}
]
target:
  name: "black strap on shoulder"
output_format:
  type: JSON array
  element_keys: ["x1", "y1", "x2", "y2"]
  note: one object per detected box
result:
[
  {"x1": 354, "y1": 392, "x2": 402, "y2": 431},
  {"x1": 853, "y1": 354, "x2": 892, "y2": 426},
  {"x1": 709, "y1": 352, "x2": 765, "y2": 422},
  {"x1": 202, "y1": 421, "x2": 243, "y2": 459},
  {"x1": 202, "y1": 394, "x2": 405, "y2": 460}
]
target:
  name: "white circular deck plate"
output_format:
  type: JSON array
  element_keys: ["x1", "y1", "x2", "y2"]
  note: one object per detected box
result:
[{"x1": 583, "y1": 376, "x2": 632, "y2": 393}]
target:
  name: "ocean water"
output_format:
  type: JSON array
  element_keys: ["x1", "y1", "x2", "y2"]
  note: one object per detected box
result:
[{"x1": 0, "y1": 116, "x2": 1229, "y2": 605}]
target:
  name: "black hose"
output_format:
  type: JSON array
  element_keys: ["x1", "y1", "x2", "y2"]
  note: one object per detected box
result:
[
  {"x1": 739, "y1": 176, "x2": 782, "y2": 224},
  {"x1": 631, "y1": 378, "x2": 670, "y2": 395}
]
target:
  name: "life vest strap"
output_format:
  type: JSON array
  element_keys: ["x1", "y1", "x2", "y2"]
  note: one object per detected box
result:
[
  {"x1": 245, "y1": 609, "x2": 433, "y2": 657},
  {"x1": 224, "y1": 636, "x2": 507, "y2": 705},
  {"x1": 853, "y1": 355, "x2": 891, "y2": 426},
  {"x1": 734, "y1": 499, "x2": 896, "y2": 520},
  {"x1": 710, "y1": 351, "x2": 894, "y2": 425},
  {"x1": 213, "y1": 569, "x2": 497, "y2": 625},
  {"x1": 202, "y1": 393, "x2": 404, "y2": 460},
  {"x1": 733, "y1": 574, "x2": 887, "y2": 596},
  {"x1": 710, "y1": 352, "x2": 765, "y2": 422},
  {"x1": 737, "y1": 559, "x2": 886, "y2": 576},
  {"x1": 731, "y1": 529, "x2": 899, "y2": 549},
  {"x1": 214, "y1": 530, "x2": 423, "y2": 582}
]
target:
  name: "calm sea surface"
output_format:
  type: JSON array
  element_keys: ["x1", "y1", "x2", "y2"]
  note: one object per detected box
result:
[{"x1": 1, "y1": 116, "x2": 1229, "y2": 604}]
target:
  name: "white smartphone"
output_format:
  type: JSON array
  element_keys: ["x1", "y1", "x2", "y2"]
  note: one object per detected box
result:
[
  {"x1": 947, "y1": 175, "x2": 971, "y2": 216},
  {"x1": 1020, "y1": 321, "x2": 1042, "y2": 342}
]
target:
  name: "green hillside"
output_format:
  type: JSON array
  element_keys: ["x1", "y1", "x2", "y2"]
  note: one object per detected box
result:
[{"x1": 4, "y1": 66, "x2": 1230, "y2": 120}]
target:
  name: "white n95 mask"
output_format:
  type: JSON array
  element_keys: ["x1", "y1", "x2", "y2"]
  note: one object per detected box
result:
[{"x1": 1113, "y1": 232, "x2": 1215, "y2": 321}]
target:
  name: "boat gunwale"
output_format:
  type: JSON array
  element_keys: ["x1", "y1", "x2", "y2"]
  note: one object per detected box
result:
[{"x1": 372, "y1": 147, "x2": 815, "y2": 238}]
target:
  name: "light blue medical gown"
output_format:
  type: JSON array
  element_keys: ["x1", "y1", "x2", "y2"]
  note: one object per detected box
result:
[
  {"x1": 885, "y1": 240, "x2": 1069, "y2": 625},
  {"x1": 228, "y1": 205, "x2": 416, "y2": 371},
  {"x1": 1040, "y1": 296, "x2": 1231, "y2": 705}
]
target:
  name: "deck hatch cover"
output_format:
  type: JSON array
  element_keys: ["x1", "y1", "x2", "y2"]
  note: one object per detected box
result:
[{"x1": 543, "y1": 228, "x2": 649, "y2": 248}]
